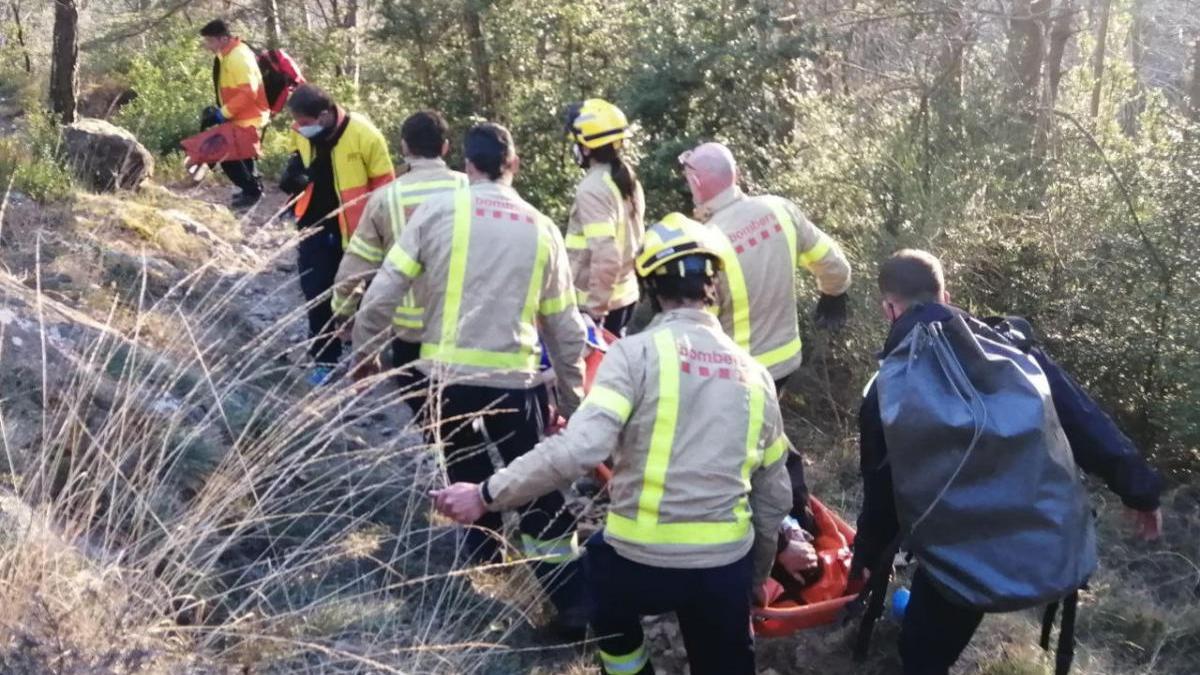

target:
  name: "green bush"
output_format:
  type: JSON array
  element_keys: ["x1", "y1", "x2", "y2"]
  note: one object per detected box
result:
[
  {"x1": 0, "y1": 108, "x2": 74, "y2": 203},
  {"x1": 114, "y1": 31, "x2": 210, "y2": 156}
]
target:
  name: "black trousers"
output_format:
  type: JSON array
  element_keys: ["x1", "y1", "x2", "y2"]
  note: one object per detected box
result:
[
  {"x1": 773, "y1": 374, "x2": 813, "y2": 529},
  {"x1": 899, "y1": 569, "x2": 984, "y2": 675},
  {"x1": 435, "y1": 383, "x2": 583, "y2": 612},
  {"x1": 220, "y1": 158, "x2": 262, "y2": 196},
  {"x1": 584, "y1": 534, "x2": 755, "y2": 675},
  {"x1": 297, "y1": 229, "x2": 344, "y2": 365},
  {"x1": 391, "y1": 338, "x2": 424, "y2": 413},
  {"x1": 603, "y1": 302, "x2": 638, "y2": 337}
]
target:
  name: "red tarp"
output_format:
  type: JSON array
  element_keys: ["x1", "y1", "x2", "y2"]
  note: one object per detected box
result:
[{"x1": 180, "y1": 123, "x2": 262, "y2": 165}]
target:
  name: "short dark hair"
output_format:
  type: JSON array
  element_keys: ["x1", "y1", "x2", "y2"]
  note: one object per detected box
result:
[
  {"x1": 878, "y1": 249, "x2": 946, "y2": 303},
  {"x1": 287, "y1": 84, "x2": 336, "y2": 119},
  {"x1": 200, "y1": 19, "x2": 231, "y2": 38},
  {"x1": 402, "y1": 111, "x2": 449, "y2": 158},
  {"x1": 464, "y1": 123, "x2": 514, "y2": 180}
]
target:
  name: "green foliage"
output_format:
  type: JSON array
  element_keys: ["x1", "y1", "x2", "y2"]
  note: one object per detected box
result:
[
  {"x1": 0, "y1": 108, "x2": 73, "y2": 203},
  {"x1": 113, "y1": 29, "x2": 210, "y2": 156}
]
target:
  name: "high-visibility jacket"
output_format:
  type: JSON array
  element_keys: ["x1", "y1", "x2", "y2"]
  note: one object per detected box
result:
[
  {"x1": 291, "y1": 109, "x2": 396, "y2": 245},
  {"x1": 330, "y1": 158, "x2": 467, "y2": 341},
  {"x1": 485, "y1": 308, "x2": 792, "y2": 584},
  {"x1": 565, "y1": 164, "x2": 644, "y2": 316},
  {"x1": 353, "y1": 180, "x2": 588, "y2": 414},
  {"x1": 699, "y1": 186, "x2": 852, "y2": 380},
  {"x1": 212, "y1": 39, "x2": 270, "y2": 128}
]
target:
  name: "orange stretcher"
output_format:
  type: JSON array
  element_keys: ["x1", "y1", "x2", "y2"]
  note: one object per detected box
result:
[{"x1": 180, "y1": 122, "x2": 262, "y2": 166}]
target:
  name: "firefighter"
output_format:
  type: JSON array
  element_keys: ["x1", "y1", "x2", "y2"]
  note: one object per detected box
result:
[
  {"x1": 198, "y1": 19, "x2": 270, "y2": 209},
  {"x1": 329, "y1": 110, "x2": 466, "y2": 402},
  {"x1": 352, "y1": 123, "x2": 589, "y2": 633},
  {"x1": 432, "y1": 214, "x2": 793, "y2": 675},
  {"x1": 280, "y1": 84, "x2": 395, "y2": 385},
  {"x1": 562, "y1": 99, "x2": 646, "y2": 335},
  {"x1": 680, "y1": 141, "x2": 852, "y2": 525}
]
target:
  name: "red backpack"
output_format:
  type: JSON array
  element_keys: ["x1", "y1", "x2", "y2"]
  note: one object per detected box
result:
[{"x1": 257, "y1": 49, "x2": 304, "y2": 114}]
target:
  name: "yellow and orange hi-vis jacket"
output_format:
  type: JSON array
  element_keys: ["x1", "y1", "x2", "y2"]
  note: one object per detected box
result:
[
  {"x1": 213, "y1": 39, "x2": 270, "y2": 128},
  {"x1": 291, "y1": 109, "x2": 396, "y2": 245}
]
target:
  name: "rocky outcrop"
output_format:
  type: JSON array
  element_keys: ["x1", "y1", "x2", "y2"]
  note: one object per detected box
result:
[{"x1": 61, "y1": 117, "x2": 154, "y2": 191}]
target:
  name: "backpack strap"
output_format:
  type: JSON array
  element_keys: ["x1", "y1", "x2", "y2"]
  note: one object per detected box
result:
[{"x1": 1040, "y1": 589, "x2": 1080, "y2": 675}]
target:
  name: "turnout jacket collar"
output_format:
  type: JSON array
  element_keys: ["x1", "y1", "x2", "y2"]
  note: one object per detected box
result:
[
  {"x1": 219, "y1": 38, "x2": 243, "y2": 57},
  {"x1": 695, "y1": 185, "x2": 745, "y2": 222},
  {"x1": 404, "y1": 157, "x2": 449, "y2": 172}
]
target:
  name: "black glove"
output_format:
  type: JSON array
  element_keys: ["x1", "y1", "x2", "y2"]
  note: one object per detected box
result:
[
  {"x1": 279, "y1": 153, "x2": 310, "y2": 195},
  {"x1": 200, "y1": 106, "x2": 222, "y2": 130},
  {"x1": 814, "y1": 293, "x2": 848, "y2": 331}
]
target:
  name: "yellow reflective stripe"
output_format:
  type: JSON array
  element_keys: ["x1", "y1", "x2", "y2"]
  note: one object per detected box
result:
[
  {"x1": 763, "y1": 435, "x2": 788, "y2": 466},
  {"x1": 732, "y1": 383, "x2": 766, "y2": 529},
  {"x1": 716, "y1": 237, "x2": 752, "y2": 350},
  {"x1": 393, "y1": 317, "x2": 423, "y2": 329},
  {"x1": 520, "y1": 533, "x2": 578, "y2": 564},
  {"x1": 582, "y1": 221, "x2": 617, "y2": 239},
  {"x1": 754, "y1": 337, "x2": 802, "y2": 369},
  {"x1": 330, "y1": 290, "x2": 357, "y2": 317},
  {"x1": 538, "y1": 290, "x2": 575, "y2": 316},
  {"x1": 387, "y1": 181, "x2": 405, "y2": 241},
  {"x1": 346, "y1": 237, "x2": 385, "y2": 263},
  {"x1": 439, "y1": 188, "x2": 473, "y2": 350},
  {"x1": 601, "y1": 172, "x2": 627, "y2": 251},
  {"x1": 386, "y1": 245, "x2": 422, "y2": 277},
  {"x1": 420, "y1": 343, "x2": 539, "y2": 370},
  {"x1": 575, "y1": 289, "x2": 589, "y2": 305},
  {"x1": 764, "y1": 197, "x2": 798, "y2": 269},
  {"x1": 565, "y1": 232, "x2": 587, "y2": 249},
  {"x1": 519, "y1": 223, "x2": 551, "y2": 356},
  {"x1": 636, "y1": 330, "x2": 680, "y2": 525},
  {"x1": 612, "y1": 275, "x2": 639, "y2": 300},
  {"x1": 600, "y1": 644, "x2": 649, "y2": 675},
  {"x1": 404, "y1": 178, "x2": 467, "y2": 191},
  {"x1": 798, "y1": 234, "x2": 834, "y2": 269},
  {"x1": 393, "y1": 302, "x2": 424, "y2": 329},
  {"x1": 394, "y1": 304, "x2": 423, "y2": 316},
  {"x1": 583, "y1": 385, "x2": 633, "y2": 422},
  {"x1": 606, "y1": 512, "x2": 750, "y2": 545}
]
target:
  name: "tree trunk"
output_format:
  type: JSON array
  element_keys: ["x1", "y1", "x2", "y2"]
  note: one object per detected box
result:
[
  {"x1": 1120, "y1": 0, "x2": 1146, "y2": 136},
  {"x1": 463, "y1": 0, "x2": 496, "y2": 116},
  {"x1": 1089, "y1": 0, "x2": 1111, "y2": 118},
  {"x1": 1007, "y1": 0, "x2": 1048, "y2": 113},
  {"x1": 262, "y1": 0, "x2": 283, "y2": 48},
  {"x1": 344, "y1": 0, "x2": 361, "y2": 92},
  {"x1": 1189, "y1": 38, "x2": 1200, "y2": 121},
  {"x1": 932, "y1": 0, "x2": 969, "y2": 136},
  {"x1": 50, "y1": 0, "x2": 79, "y2": 125},
  {"x1": 10, "y1": 1, "x2": 32, "y2": 73},
  {"x1": 1036, "y1": 0, "x2": 1074, "y2": 156}
]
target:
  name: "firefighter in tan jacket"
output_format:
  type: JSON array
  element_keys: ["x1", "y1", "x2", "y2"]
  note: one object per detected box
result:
[
  {"x1": 563, "y1": 99, "x2": 646, "y2": 335},
  {"x1": 680, "y1": 142, "x2": 851, "y2": 389},
  {"x1": 330, "y1": 111, "x2": 466, "y2": 391},
  {"x1": 433, "y1": 214, "x2": 792, "y2": 675},
  {"x1": 353, "y1": 123, "x2": 589, "y2": 632}
]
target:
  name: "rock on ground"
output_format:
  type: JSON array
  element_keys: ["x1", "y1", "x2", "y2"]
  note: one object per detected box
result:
[{"x1": 62, "y1": 117, "x2": 154, "y2": 192}]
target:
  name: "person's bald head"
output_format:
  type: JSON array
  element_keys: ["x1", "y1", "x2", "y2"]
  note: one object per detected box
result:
[{"x1": 679, "y1": 142, "x2": 737, "y2": 206}]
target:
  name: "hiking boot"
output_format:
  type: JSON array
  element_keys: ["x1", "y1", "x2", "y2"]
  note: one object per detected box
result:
[{"x1": 231, "y1": 191, "x2": 263, "y2": 210}]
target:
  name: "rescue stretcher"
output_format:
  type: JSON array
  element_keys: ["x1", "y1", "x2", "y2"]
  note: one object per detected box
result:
[{"x1": 580, "y1": 327, "x2": 859, "y2": 637}]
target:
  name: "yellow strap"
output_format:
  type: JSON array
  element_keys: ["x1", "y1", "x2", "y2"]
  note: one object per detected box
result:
[
  {"x1": 635, "y1": 330, "x2": 680, "y2": 525},
  {"x1": 420, "y1": 343, "x2": 539, "y2": 370},
  {"x1": 346, "y1": 237, "x2": 385, "y2": 264},
  {"x1": 538, "y1": 290, "x2": 575, "y2": 316},
  {"x1": 583, "y1": 385, "x2": 633, "y2": 423},
  {"x1": 565, "y1": 233, "x2": 587, "y2": 249},
  {"x1": 754, "y1": 337, "x2": 802, "y2": 369},
  {"x1": 798, "y1": 234, "x2": 834, "y2": 269},
  {"x1": 386, "y1": 245, "x2": 422, "y2": 277},
  {"x1": 600, "y1": 644, "x2": 649, "y2": 675},
  {"x1": 438, "y1": 187, "x2": 473, "y2": 350},
  {"x1": 582, "y1": 221, "x2": 617, "y2": 239}
]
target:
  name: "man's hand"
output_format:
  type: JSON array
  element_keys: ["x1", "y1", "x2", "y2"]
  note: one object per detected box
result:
[
  {"x1": 813, "y1": 293, "x2": 848, "y2": 331},
  {"x1": 431, "y1": 482, "x2": 488, "y2": 524},
  {"x1": 777, "y1": 538, "x2": 820, "y2": 580},
  {"x1": 1128, "y1": 508, "x2": 1163, "y2": 541}
]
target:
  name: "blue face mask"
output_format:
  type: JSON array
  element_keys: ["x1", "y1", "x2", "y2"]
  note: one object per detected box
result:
[{"x1": 297, "y1": 124, "x2": 325, "y2": 139}]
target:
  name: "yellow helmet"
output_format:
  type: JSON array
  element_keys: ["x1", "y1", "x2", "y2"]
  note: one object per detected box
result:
[
  {"x1": 564, "y1": 98, "x2": 632, "y2": 150},
  {"x1": 635, "y1": 212, "x2": 725, "y2": 279}
]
